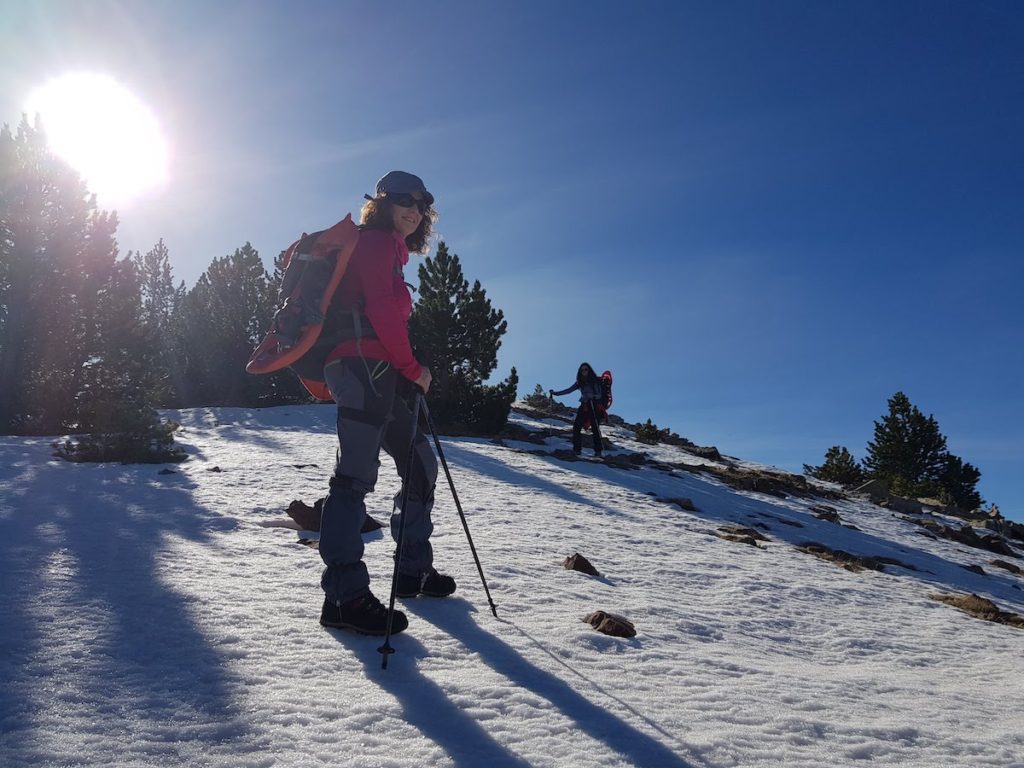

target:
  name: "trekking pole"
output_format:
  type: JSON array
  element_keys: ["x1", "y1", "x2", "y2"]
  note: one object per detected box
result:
[
  {"x1": 418, "y1": 396, "x2": 499, "y2": 618},
  {"x1": 378, "y1": 389, "x2": 424, "y2": 669}
]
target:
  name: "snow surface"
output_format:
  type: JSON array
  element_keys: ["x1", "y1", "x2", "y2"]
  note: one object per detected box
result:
[{"x1": 1, "y1": 405, "x2": 1022, "y2": 768}]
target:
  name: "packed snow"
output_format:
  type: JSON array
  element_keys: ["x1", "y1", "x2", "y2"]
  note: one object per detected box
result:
[{"x1": 1, "y1": 404, "x2": 1022, "y2": 767}]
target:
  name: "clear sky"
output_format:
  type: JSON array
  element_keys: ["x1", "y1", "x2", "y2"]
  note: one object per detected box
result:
[{"x1": 2, "y1": 1, "x2": 1021, "y2": 519}]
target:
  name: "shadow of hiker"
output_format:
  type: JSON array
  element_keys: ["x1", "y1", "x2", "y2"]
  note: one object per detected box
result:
[
  {"x1": 397, "y1": 599, "x2": 702, "y2": 768},
  {"x1": 324, "y1": 623, "x2": 534, "y2": 768}
]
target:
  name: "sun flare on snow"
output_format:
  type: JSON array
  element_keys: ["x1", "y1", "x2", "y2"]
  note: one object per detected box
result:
[{"x1": 25, "y1": 72, "x2": 169, "y2": 206}]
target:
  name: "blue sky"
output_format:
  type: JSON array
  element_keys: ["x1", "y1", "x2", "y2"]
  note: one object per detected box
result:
[{"x1": 2, "y1": 1, "x2": 1022, "y2": 519}]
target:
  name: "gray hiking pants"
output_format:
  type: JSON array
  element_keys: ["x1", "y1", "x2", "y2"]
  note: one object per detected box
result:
[{"x1": 319, "y1": 358, "x2": 438, "y2": 605}]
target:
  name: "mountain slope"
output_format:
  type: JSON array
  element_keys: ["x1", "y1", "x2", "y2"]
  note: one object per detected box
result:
[{"x1": 0, "y1": 404, "x2": 1021, "y2": 768}]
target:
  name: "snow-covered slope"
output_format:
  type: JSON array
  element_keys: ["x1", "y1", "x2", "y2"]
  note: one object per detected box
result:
[{"x1": 1, "y1": 405, "x2": 1021, "y2": 768}]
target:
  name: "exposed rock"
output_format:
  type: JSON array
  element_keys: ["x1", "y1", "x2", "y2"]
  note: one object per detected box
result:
[
  {"x1": 931, "y1": 593, "x2": 1024, "y2": 629},
  {"x1": 551, "y1": 448, "x2": 586, "y2": 462},
  {"x1": 360, "y1": 512, "x2": 384, "y2": 532},
  {"x1": 158, "y1": 468, "x2": 177, "y2": 475},
  {"x1": 207, "y1": 466, "x2": 222, "y2": 473},
  {"x1": 961, "y1": 564, "x2": 986, "y2": 576},
  {"x1": 563, "y1": 552, "x2": 601, "y2": 577},
  {"x1": 498, "y1": 422, "x2": 551, "y2": 445},
  {"x1": 906, "y1": 519, "x2": 1020, "y2": 558},
  {"x1": 717, "y1": 525, "x2": 769, "y2": 547},
  {"x1": 811, "y1": 505, "x2": 841, "y2": 523},
  {"x1": 685, "y1": 445, "x2": 722, "y2": 461},
  {"x1": 583, "y1": 610, "x2": 636, "y2": 638},
  {"x1": 600, "y1": 452, "x2": 646, "y2": 470},
  {"x1": 711, "y1": 467, "x2": 821, "y2": 499},
  {"x1": 658, "y1": 497, "x2": 697, "y2": 512},
  {"x1": 286, "y1": 499, "x2": 321, "y2": 531},
  {"x1": 756, "y1": 512, "x2": 805, "y2": 528},
  {"x1": 977, "y1": 517, "x2": 1024, "y2": 544},
  {"x1": 286, "y1": 498, "x2": 382, "y2": 533},
  {"x1": 990, "y1": 559, "x2": 1023, "y2": 576},
  {"x1": 884, "y1": 496, "x2": 923, "y2": 515},
  {"x1": 796, "y1": 542, "x2": 916, "y2": 573},
  {"x1": 854, "y1": 478, "x2": 888, "y2": 502}
]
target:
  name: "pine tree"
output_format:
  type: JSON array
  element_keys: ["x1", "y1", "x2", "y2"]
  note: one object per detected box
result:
[
  {"x1": 862, "y1": 392, "x2": 982, "y2": 507},
  {"x1": 176, "y1": 243, "x2": 279, "y2": 405},
  {"x1": 409, "y1": 241, "x2": 517, "y2": 433},
  {"x1": 1, "y1": 116, "x2": 95, "y2": 433},
  {"x1": 864, "y1": 392, "x2": 948, "y2": 497},
  {"x1": 938, "y1": 454, "x2": 983, "y2": 510},
  {"x1": 524, "y1": 383, "x2": 552, "y2": 410},
  {"x1": 804, "y1": 445, "x2": 866, "y2": 486},
  {"x1": 132, "y1": 239, "x2": 187, "y2": 405},
  {"x1": 1, "y1": 117, "x2": 181, "y2": 460}
]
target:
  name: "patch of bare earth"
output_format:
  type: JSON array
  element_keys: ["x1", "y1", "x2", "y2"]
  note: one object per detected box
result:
[{"x1": 931, "y1": 593, "x2": 1024, "y2": 629}]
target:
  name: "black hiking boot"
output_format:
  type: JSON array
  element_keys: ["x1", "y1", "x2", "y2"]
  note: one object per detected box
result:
[
  {"x1": 319, "y1": 593, "x2": 408, "y2": 635},
  {"x1": 396, "y1": 568, "x2": 457, "y2": 598}
]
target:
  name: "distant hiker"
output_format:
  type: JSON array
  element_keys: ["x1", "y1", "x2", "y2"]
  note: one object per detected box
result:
[
  {"x1": 316, "y1": 171, "x2": 456, "y2": 636},
  {"x1": 550, "y1": 362, "x2": 608, "y2": 457}
]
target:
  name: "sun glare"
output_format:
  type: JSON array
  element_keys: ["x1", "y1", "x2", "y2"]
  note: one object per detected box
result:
[{"x1": 25, "y1": 72, "x2": 169, "y2": 206}]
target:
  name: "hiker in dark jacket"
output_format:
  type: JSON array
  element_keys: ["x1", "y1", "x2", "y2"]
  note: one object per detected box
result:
[
  {"x1": 550, "y1": 362, "x2": 606, "y2": 457},
  {"x1": 317, "y1": 171, "x2": 456, "y2": 637}
]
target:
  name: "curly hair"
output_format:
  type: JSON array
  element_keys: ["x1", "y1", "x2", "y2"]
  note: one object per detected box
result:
[{"x1": 359, "y1": 196, "x2": 437, "y2": 255}]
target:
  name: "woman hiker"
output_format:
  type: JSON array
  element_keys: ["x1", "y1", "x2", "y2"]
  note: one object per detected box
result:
[
  {"x1": 317, "y1": 171, "x2": 456, "y2": 636},
  {"x1": 550, "y1": 362, "x2": 607, "y2": 457}
]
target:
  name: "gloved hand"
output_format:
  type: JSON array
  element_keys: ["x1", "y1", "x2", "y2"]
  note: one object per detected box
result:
[{"x1": 548, "y1": 389, "x2": 554, "y2": 398}]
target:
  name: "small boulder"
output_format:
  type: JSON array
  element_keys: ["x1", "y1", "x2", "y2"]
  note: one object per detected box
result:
[
  {"x1": 687, "y1": 445, "x2": 722, "y2": 461},
  {"x1": 659, "y1": 497, "x2": 697, "y2": 512},
  {"x1": 563, "y1": 552, "x2": 601, "y2": 577},
  {"x1": 811, "y1": 505, "x2": 841, "y2": 523},
  {"x1": 584, "y1": 610, "x2": 636, "y2": 638},
  {"x1": 854, "y1": 478, "x2": 888, "y2": 502},
  {"x1": 286, "y1": 500, "x2": 321, "y2": 531},
  {"x1": 717, "y1": 525, "x2": 769, "y2": 547},
  {"x1": 287, "y1": 497, "x2": 383, "y2": 533}
]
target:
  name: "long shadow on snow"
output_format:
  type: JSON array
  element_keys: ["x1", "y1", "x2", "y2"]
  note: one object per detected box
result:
[
  {"x1": 328, "y1": 620, "x2": 534, "y2": 768},
  {"x1": 0, "y1": 447, "x2": 259, "y2": 764},
  {"x1": 522, "y1": 453, "x2": 1024, "y2": 608},
  {"x1": 397, "y1": 600, "x2": 703, "y2": 768},
  {"x1": 439, "y1": 442, "x2": 618, "y2": 513}
]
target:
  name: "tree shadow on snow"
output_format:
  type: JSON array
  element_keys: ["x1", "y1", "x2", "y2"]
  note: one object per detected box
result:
[
  {"x1": 0, "y1": 446, "x2": 261, "y2": 765},
  {"x1": 439, "y1": 442, "x2": 618, "y2": 513},
  {"x1": 354, "y1": 599, "x2": 703, "y2": 768}
]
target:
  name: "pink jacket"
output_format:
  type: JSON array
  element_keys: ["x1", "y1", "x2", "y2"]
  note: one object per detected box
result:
[{"x1": 325, "y1": 228, "x2": 422, "y2": 382}]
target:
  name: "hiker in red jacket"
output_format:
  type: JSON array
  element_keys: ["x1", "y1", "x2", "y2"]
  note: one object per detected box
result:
[
  {"x1": 317, "y1": 171, "x2": 456, "y2": 636},
  {"x1": 550, "y1": 362, "x2": 607, "y2": 457}
]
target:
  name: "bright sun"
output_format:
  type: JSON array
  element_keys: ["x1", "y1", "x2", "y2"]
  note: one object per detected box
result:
[{"x1": 25, "y1": 72, "x2": 169, "y2": 206}]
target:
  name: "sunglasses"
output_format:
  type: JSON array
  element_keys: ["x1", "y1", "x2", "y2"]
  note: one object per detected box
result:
[{"x1": 387, "y1": 193, "x2": 431, "y2": 214}]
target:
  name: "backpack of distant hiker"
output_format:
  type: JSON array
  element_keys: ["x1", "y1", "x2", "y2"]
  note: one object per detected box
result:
[
  {"x1": 584, "y1": 370, "x2": 613, "y2": 429},
  {"x1": 245, "y1": 214, "x2": 361, "y2": 400}
]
